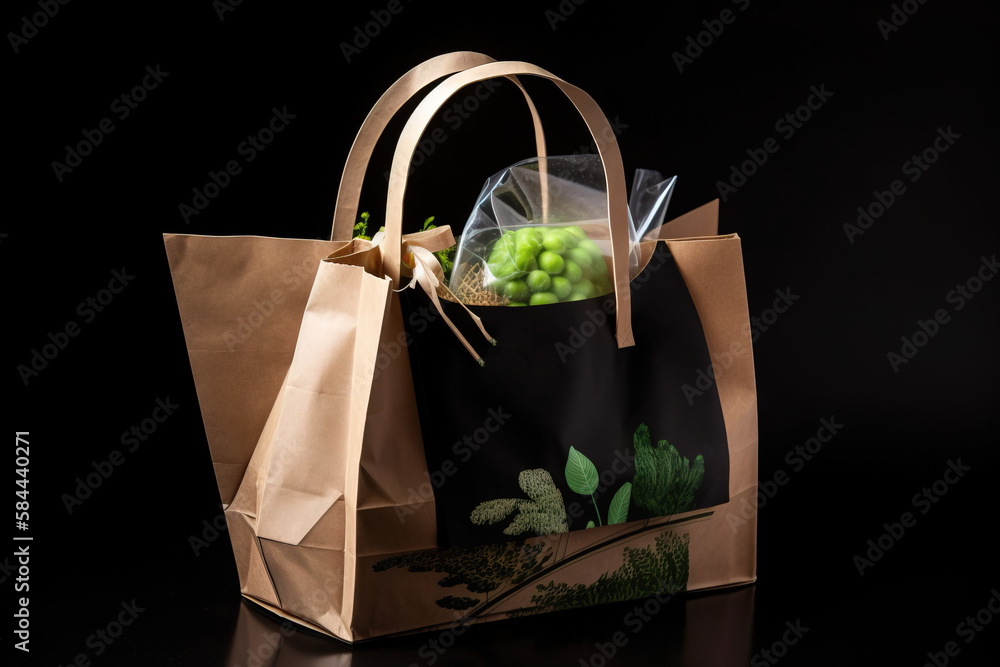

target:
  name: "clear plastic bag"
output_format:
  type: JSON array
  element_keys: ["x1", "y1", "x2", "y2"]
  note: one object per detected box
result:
[{"x1": 447, "y1": 155, "x2": 676, "y2": 306}]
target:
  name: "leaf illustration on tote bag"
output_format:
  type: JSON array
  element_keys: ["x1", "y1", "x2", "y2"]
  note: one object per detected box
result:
[
  {"x1": 565, "y1": 445, "x2": 604, "y2": 526},
  {"x1": 632, "y1": 424, "x2": 705, "y2": 515},
  {"x1": 564, "y1": 446, "x2": 600, "y2": 495},
  {"x1": 470, "y1": 469, "x2": 569, "y2": 535},
  {"x1": 607, "y1": 482, "x2": 632, "y2": 525}
]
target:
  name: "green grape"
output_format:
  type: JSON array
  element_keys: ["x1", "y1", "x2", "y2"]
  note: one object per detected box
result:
[
  {"x1": 490, "y1": 277, "x2": 510, "y2": 294},
  {"x1": 593, "y1": 276, "x2": 613, "y2": 295},
  {"x1": 556, "y1": 227, "x2": 580, "y2": 248},
  {"x1": 565, "y1": 226, "x2": 588, "y2": 241},
  {"x1": 513, "y1": 247, "x2": 535, "y2": 272},
  {"x1": 570, "y1": 279, "x2": 595, "y2": 298},
  {"x1": 507, "y1": 301, "x2": 528, "y2": 307},
  {"x1": 488, "y1": 238, "x2": 515, "y2": 269},
  {"x1": 515, "y1": 227, "x2": 542, "y2": 256},
  {"x1": 487, "y1": 259, "x2": 506, "y2": 277},
  {"x1": 529, "y1": 292, "x2": 559, "y2": 306},
  {"x1": 566, "y1": 290, "x2": 591, "y2": 301},
  {"x1": 494, "y1": 260, "x2": 523, "y2": 279},
  {"x1": 538, "y1": 250, "x2": 565, "y2": 275},
  {"x1": 541, "y1": 232, "x2": 566, "y2": 254},
  {"x1": 578, "y1": 238, "x2": 603, "y2": 260},
  {"x1": 526, "y1": 270, "x2": 551, "y2": 293},
  {"x1": 591, "y1": 256, "x2": 609, "y2": 278},
  {"x1": 517, "y1": 226, "x2": 543, "y2": 244},
  {"x1": 566, "y1": 248, "x2": 593, "y2": 275},
  {"x1": 489, "y1": 246, "x2": 510, "y2": 264},
  {"x1": 500, "y1": 232, "x2": 518, "y2": 253},
  {"x1": 561, "y1": 260, "x2": 583, "y2": 284},
  {"x1": 551, "y1": 276, "x2": 572, "y2": 300},
  {"x1": 503, "y1": 279, "x2": 530, "y2": 302}
]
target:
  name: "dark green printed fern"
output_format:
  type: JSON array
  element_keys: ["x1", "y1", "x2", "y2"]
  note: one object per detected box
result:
[
  {"x1": 436, "y1": 596, "x2": 480, "y2": 610},
  {"x1": 527, "y1": 532, "x2": 690, "y2": 612},
  {"x1": 373, "y1": 540, "x2": 552, "y2": 609},
  {"x1": 632, "y1": 424, "x2": 705, "y2": 515}
]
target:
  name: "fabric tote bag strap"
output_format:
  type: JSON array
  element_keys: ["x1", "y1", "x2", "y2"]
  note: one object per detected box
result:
[
  {"x1": 331, "y1": 51, "x2": 548, "y2": 240},
  {"x1": 382, "y1": 60, "x2": 635, "y2": 349}
]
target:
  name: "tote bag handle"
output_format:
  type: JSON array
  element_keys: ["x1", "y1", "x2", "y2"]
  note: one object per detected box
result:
[
  {"x1": 383, "y1": 61, "x2": 635, "y2": 349},
  {"x1": 330, "y1": 52, "x2": 547, "y2": 240}
]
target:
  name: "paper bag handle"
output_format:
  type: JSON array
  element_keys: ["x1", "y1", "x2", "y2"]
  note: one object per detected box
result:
[
  {"x1": 330, "y1": 52, "x2": 547, "y2": 241},
  {"x1": 383, "y1": 61, "x2": 635, "y2": 349}
]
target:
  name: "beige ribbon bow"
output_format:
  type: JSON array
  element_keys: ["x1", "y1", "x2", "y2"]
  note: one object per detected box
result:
[{"x1": 403, "y1": 245, "x2": 496, "y2": 365}]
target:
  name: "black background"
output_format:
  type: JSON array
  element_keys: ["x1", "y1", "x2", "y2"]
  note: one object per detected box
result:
[{"x1": 5, "y1": 0, "x2": 998, "y2": 664}]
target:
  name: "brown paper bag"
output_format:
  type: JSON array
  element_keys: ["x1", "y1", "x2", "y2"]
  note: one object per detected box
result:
[{"x1": 165, "y1": 54, "x2": 757, "y2": 643}]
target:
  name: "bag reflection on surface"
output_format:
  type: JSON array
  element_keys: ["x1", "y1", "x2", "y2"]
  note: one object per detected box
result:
[{"x1": 225, "y1": 584, "x2": 755, "y2": 666}]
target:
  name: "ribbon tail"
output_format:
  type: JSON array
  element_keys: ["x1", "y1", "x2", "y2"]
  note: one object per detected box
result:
[
  {"x1": 435, "y1": 279, "x2": 496, "y2": 346},
  {"x1": 408, "y1": 248, "x2": 493, "y2": 364}
]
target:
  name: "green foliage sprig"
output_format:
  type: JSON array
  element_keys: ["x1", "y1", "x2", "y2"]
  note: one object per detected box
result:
[
  {"x1": 353, "y1": 211, "x2": 372, "y2": 240},
  {"x1": 352, "y1": 213, "x2": 455, "y2": 280},
  {"x1": 421, "y1": 216, "x2": 455, "y2": 280}
]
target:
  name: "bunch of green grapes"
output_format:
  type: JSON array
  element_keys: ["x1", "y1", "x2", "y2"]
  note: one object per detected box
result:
[{"x1": 485, "y1": 226, "x2": 614, "y2": 306}]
